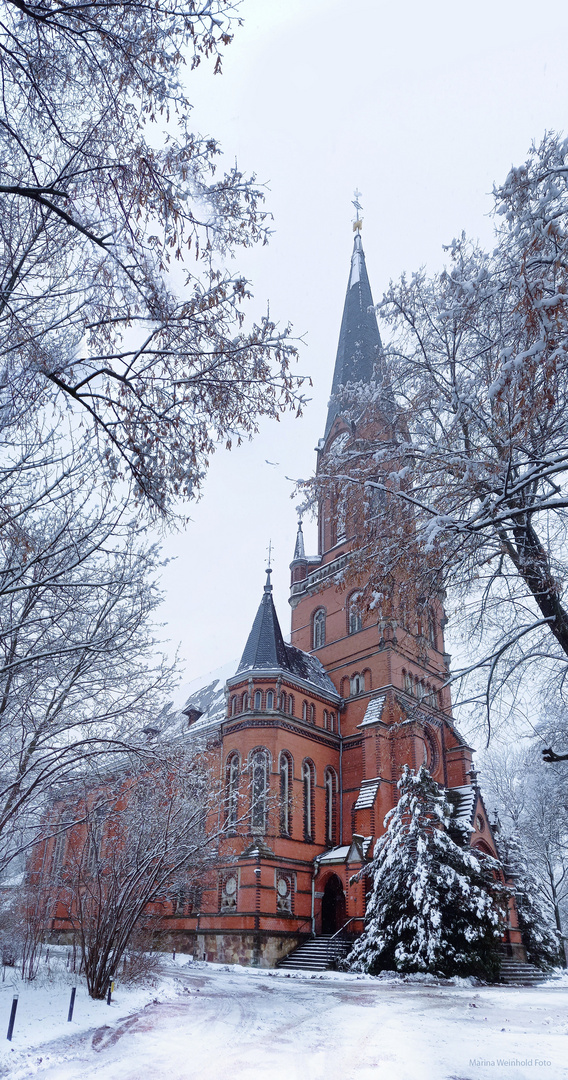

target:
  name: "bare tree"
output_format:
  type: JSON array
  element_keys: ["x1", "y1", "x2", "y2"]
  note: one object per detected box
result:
[
  {"x1": 54, "y1": 747, "x2": 226, "y2": 999},
  {"x1": 0, "y1": 0, "x2": 304, "y2": 517},
  {"x1": 0, "y1": 431, "x2": 177, "y2": 876},
  {"x1": 312, "y1": 134, "x2": 568, "y2": 741},
  {"x1": 0, "y1": 1, "x2": 306, "y2": 879},
  {"x1": 482, "y1": 745, "x2": 568, "y2": 964}
]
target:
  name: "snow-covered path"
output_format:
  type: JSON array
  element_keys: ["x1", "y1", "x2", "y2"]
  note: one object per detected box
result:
[{"x1": 2, "y1": 965, "x2": 567, "y2": 1080}]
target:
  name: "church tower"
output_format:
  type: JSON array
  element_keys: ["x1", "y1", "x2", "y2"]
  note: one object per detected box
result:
[{"x1": 287, "y1": 221, "x2": 519, "y2": 944}]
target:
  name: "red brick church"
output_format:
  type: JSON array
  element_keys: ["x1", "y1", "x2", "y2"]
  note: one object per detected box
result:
[{"x1": 163, "y1": 226, "x2": 525, "y2": 967}]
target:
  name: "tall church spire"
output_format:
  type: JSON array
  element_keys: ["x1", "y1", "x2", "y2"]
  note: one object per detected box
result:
[{"x1": 324, "y1": 228, "x2": 385, "y2": 438}]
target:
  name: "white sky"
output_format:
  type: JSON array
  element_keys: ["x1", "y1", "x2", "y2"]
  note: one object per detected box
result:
[{"x1": 156, "y1": 0, "x2": 568, "y2": 688}]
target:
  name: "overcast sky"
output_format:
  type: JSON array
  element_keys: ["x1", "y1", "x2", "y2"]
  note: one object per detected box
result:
[{"x1": 156, "y1": 0, "x2": 568, "y2": 692}]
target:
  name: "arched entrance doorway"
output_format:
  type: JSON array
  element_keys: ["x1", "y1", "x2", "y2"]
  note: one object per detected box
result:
[{"x1": 321, "y1": 873, "x2": 346, "y2": 934}]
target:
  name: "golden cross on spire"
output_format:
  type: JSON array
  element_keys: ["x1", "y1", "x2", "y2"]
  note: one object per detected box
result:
[{"x1": 352, "y1": 188, "x2": 363, "y2": 232}]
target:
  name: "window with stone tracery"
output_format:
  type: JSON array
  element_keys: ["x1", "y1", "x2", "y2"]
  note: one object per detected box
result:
[
  {"x1": 225, "y1": 751, "x2": 240, "y2": 830},
  {"x1": 313, "y1": 608, "x2": 326, "y2": 649},
  {"x1": 279, "y1": 751, "x2": 293, "y2": 836},
  {"x1": 250, "y1": 748, "x2": 269, "y2": 833},
  {"x1": 302, "y1": 759, "x2": 315, "y2": 841},
  {"x1": 325, "y1": 767, "x2": 338, "y2": 846}
]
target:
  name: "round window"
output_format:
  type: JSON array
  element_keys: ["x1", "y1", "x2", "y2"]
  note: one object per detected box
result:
[
  {"x1": 277, "y1": 877, "x2": 289, "y2": 897},
  {"x1": 475, "y1": 815, "x2": 485, "y2": 833}
]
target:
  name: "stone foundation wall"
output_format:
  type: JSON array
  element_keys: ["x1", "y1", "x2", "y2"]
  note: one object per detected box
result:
[
  {"x1": 46, "y1": 928, "x2": 306, "y2": 968},
  {"x1": 195, "y1": 931, "x2": 308, "y2": 967}
]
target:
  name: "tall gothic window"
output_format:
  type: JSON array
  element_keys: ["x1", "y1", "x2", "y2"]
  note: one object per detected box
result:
[
  {"x1": 280, "y1": 691, "x2": 287, "y2": 712},
  {"x1": 250, "y1": 749, "x2": 269, "y2": 833},
  {"x1": 288, "y1": 695, "x2": 295, "y2": 716},
  {"x1": 225, "y1": 752, "x2": 240, "y2": 830},
  {"x1": 254, "y1": 690, "x2": 262, "y2": 710},
  {"x1": 50, "y1": 822, "x2": 68, "y2": 878},
  {"x1": 85, "y1": 805, "x2": 105, "y2": 875},
  {"x1": 266, "y1": 690, "x2": 274, "y2": 709},
  {"x1": 279, "y1": 751, "x2": 293, "y2": 836},
  {"x1": 324, "y1": 767, "x2": 337, "y2": 846},
  {"x1": 302, "y1": 700, "x2": 308, "y2": 721},
  {"x1": 313, "y1": 608, "x2": 326, "y2": 649},
  {"x1": 428, "y1": 609, "x2": 438, "y2": 649},
  {"x1": 302, "y1": 759, "x2": 315, "y2": 841},
  {"x1": 348, "y1": 593, "x2": 362, "y2": 635}
]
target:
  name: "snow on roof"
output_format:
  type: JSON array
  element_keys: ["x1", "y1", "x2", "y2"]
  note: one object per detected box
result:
[
  {"x1": 154, "y1": 659, "x2": 237, "y2": 739},
  {"x1": 353, "y1": 778, "x2": 380, "y2": 810},
  {"x1": 317, "y1": 845, "x2": 351, "y2": 864},
  {"x1": 450, "y1": 784, "x2": 476, "y2": 824},
  {"x1": 358, "y1": 695, "x2": 385, "y2": 727}
]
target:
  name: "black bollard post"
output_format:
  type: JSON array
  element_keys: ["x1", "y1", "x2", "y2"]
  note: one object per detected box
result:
[
  {"x1": 67, "y1": 987, "x2": 76, "y2": 1023},
  {"x1": 106, "y1": 983, "x2": 112, "y2": 1005},
  {"x1": 172, "y1": 948, "x2": 176, "y2": 962},
  {"x1": 6, "y1": 996, "x2": 18, "y2": 1041}
]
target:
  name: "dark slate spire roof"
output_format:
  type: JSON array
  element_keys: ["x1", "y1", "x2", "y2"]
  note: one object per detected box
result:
[
  {"x1": 325, "y1": 232, "x2": 385, "y2": 438},
  {"x1": 235, "y1": 570, "x2": 339, "y2": 697},
  {"x1": 237, "y1": 569, "x2": 288, "y2": 672}
]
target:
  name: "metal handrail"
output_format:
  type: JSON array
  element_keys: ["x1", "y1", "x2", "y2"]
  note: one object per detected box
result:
[{"x1": 325, "y1": 917, "x2": 362, "y2": 965}]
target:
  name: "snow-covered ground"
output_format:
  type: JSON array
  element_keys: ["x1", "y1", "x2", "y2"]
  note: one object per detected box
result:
[{"x1": 0, "y1": 955, "x2": 566, "y2": 1080}]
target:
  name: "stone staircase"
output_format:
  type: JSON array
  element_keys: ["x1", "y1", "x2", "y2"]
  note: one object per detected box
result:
[
  {"x1": 277, "y1": 934, "x2": 353, "y2": 972},
  {"x1": 499, "y1": 959, "x2": 554, "y2": 985}
]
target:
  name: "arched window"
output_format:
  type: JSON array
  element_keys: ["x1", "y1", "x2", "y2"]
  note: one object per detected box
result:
[
  {"x1": 254, "y1": 690, "x2": 262, "y2": 710},
  {"x1": 230, "y1": 696, "x2": 238, "y2": 716},
  {"x1": 323, "y1": 709, "x2": 328, "y2": 730},
  {"x1": 416, "y1": 680, "x2": 425, "y2": 701},
  {"x1": 309, "y1": 703, "x2": 315, "y2": 723},
  {"x1": 288, "y1": 695, "x2": 295, "y2": 716},
  {"x1": 266, "y1": 690, "x2": 274, "y2": 710},
  {"x1": 279, "y1": 751, "x2": 293, "y2": 836},
  {"x1": 302, "y1": 700, "x2": 308, "y2": 721},
  {"x1": 313, "y1": 608, "x2": 326, "y2": 649},
  {"x1": 302, "y1": 759, "x2": 315, "y2": 841},
  {"x1": 351, "y1": 673, "x2": 364, "y2": 695},
  {"x1": 428, "y1": 609, "x2": 437, "y2": 649},
  {"x1": 280, "y1": 691, "x2": 287, "y2": 712},
  {"x1": 86, "y1": 805, "x2": 105, "y2": 875},
  {"x1": 250, "y1": 749, "x2": 269, "y2": 833},
  {"x1": 324, "y1": 767, "x2": 337, "y2": 846},
  {"x1": 225, "y1": 752, "x2": 240, "y2": 830},
  {"x1": 348, "y1": 593, "x2": 362, "y2": 635},
  {"x1": 241, "y1": 692, "x2": 249, "y2": 712},
  {"x1": 50, "y1": 822, "x2": 68, "y2": 878},
  {"x1": 329, "y1": 711, "x2": 335, "y2": 733}
]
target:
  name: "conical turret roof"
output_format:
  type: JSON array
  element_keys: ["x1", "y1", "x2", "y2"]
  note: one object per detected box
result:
[
  {"x1": 237, "y1": 569, "x2": 288, "y2": 672},
  {"x1": 234, "y1": 570, "x2": 339, "y2": 696},
  {"x1": 325, "y1": 232, "x2": 386, "y2": 437}
]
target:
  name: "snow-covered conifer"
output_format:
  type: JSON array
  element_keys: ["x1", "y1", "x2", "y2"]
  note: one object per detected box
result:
[{"x1": 347, "y1": 765, "x2": 507, "y2": 980}]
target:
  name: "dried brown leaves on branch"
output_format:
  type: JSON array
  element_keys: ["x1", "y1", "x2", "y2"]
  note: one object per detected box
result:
[
  {"x1": 0, "y1": 2, "x2": 304, "y2": 876},
  {"x1": 312, "y1": 134, "x2": 568, "y2": 742},
  {"x1": 0, "y1": 0, "x2": 304, "y2": 515}
]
